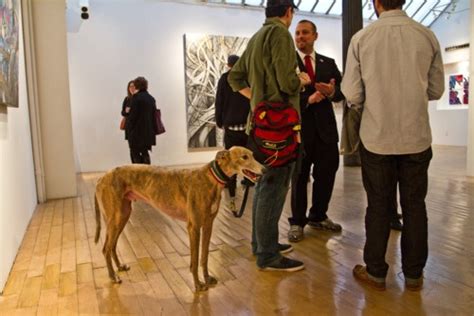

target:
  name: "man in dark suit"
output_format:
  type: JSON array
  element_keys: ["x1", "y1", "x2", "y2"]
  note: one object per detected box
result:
[{"x1": 288, "y1": 20, "x2": 344, "y2": 242}]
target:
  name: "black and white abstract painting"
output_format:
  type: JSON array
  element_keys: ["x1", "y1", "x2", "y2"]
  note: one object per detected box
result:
[
  {"x1": 184, "y1": 34, "x2": 248, "y2": 150},
  {"x1": 0, "y1": 0, "x2": 19, "y2": 107}
]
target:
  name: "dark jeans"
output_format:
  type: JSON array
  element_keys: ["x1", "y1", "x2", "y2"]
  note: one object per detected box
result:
[
  {"x1": 360, "y1": 144, "x2": 432, "y2": 279},
  {"x1": 252, "y1": 163, "x2": 294, "y2": 267},
  {"x1": 390, "y1": 185, "x2": 400, "y2": 220},
  {"x1": 130, "y1": 147, "x2": 151, "y2": 164},
  {"x1": 289, "y1": 138, "x2": 339, "y2": 227},
  {"x1": 224, "y1": 129, "x2": 248, "y2": 197}
]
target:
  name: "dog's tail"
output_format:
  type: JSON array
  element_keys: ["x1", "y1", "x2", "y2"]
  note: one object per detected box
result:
[{"x1": 94, "y1": 194, "x2": 101, "y2": 244}]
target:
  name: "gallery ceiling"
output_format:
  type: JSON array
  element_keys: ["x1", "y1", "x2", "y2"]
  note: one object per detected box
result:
[{"x1": 204, "y1": 0, "x2": 455, "y2": 27}]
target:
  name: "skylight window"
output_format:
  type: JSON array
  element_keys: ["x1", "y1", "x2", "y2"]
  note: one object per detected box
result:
[{"x1": 206, "y1": 0, "x2": 454, "y2": 27}]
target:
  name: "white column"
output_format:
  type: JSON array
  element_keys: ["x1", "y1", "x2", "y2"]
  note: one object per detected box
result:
[{"x1": 30, "y1": 0, "x2": 77, "y2": 198}]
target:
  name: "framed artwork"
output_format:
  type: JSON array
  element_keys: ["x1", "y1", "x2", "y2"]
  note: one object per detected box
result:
[
  {"x1": 437, "y1": 61, "x2": 470, "y2": 111},
  {"x1": 448, "y1": 74, "x2": 469, "y2": 106},
  {"x1": 183, "y1": 33, "x2": 248, "y2": 150},
  {"x1": 0, "y1": 0, "x2": 20, "y2": 107}
]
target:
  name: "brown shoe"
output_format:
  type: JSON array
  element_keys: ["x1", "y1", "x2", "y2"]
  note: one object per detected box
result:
[
  {"x1": 405, "y1": 276, "x2": 423, "y2": 291},
  {"x1": 353, "y1": 265, "x2": 386, "y2": 291}
]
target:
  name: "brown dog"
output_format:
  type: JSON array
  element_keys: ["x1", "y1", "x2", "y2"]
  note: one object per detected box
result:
[{"x1": 94, "y1": 146, "x2": 264, "y2": 291}]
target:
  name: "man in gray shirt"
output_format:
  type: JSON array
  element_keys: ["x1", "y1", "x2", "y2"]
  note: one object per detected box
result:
[{"x1": 341, "y1": 0, "x2": 444, "y2": 291}]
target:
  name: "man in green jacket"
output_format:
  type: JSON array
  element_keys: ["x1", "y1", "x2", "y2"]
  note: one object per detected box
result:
[{"x1": 228, "y1": 0, "x2": 311, "y2": 271}]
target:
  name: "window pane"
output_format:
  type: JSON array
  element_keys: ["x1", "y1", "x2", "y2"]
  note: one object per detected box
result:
[
  {"x1": 362, "y1": 0, "x2": 375, "y2": 20},
  {"x1": 422, "y1": 2, "x2": 451, "y2": 26},
  {"x1": 422, "y1": 11, "x2": 437, "y2": 25},
  {"x1": 412, "y1": 1, "x2": 434, "y2": 21},
  {"x1": 328, "y1": 0, "x2": 342, "y2": 15},
  {"x1": 405, "y1": 0, "x2": 427, "y2": 17},
  {"x1": 297, "y1": 0, "x2": 318, "y2": 12},
  {"x1": 244, "y1": 0, "x2": 263, "y2": 5},
  {"x1": 312, "y1": 1, "x2": 333, "y2": 14}
]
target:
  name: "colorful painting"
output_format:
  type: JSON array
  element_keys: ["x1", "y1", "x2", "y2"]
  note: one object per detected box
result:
[
  {"x1": 0, "y1": 0, "x2": 19, "y2": 107},
  {"x1": 184, "y1": 34, "x2": 248, "y2": 149},
  {"x1": 448, "y1": 74, "x2": 469, "y2": 106}
]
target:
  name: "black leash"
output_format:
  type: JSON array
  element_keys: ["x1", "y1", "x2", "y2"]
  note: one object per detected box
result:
[{"x1": 232, "y1": 185, "x2": 250, "y2": 218}]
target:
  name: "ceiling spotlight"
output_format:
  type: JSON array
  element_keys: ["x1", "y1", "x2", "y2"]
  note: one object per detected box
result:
[{"x1": 80, "y1": 0, "x2": 89, "y2": 20}]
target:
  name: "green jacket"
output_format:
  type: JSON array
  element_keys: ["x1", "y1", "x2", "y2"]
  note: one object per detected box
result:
[{"x1": 228, "y1": 17, "x2": 301, "y2": 123}]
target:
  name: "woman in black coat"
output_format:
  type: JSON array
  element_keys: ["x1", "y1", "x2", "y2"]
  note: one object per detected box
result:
[
  {"x1": 126, "y1": 76, "x2": 157, "y2": 164},
  {"x1": 121, "y1": 80, "x2": 136, "y2": 142}
]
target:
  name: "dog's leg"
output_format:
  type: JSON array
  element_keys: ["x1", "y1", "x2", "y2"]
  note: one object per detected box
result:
[
  {"x1": 111, "y1": 198, "x2": 132, "y2": 272},
  {"x1": 187, "y1": 222, "x2": 207, "y2": 292},
  {"x1": 102, "y1": 205, "x2": 126, "y2": 284},
  {"x1": 94, "y1": 194, "x2": 101, "y2": 244},
  {"x1": 201, "y1": 218, "x2": 217, "y2": 286},
  {"x1": 102, "y1": 226, "x2": 121, "y2": 283}
]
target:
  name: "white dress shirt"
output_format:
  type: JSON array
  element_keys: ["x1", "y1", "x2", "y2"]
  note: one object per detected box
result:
[{"x1": 341, "y1": 10, "x2": 445, "y2": 155}]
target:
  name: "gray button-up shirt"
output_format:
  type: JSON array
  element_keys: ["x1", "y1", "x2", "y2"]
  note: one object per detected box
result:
[{"x1": 341, "y1": 10, "x2": 444, "y2": 155}]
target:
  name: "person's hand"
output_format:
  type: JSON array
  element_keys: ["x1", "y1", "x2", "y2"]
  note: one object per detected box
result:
[
  {"x1": 299, "y1": 72, "x2": 311, "y2": 86},
  {"x1": 315, "y1": 78, "x2": 336, "y2": 97},
  {"x1": 308, "y1": 91, "x2": 326, "y2": 104},
  {"x1": 238, "y1": 87, "x2": 252, "y2": 100}
]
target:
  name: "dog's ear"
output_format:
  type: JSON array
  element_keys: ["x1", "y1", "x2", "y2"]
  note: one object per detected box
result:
[{"x1": 215, "y1": 150, "x2": 230, "y2": 162}]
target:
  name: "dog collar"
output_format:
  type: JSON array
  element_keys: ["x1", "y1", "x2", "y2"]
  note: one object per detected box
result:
[{"x1": 209, "y1": 160, "x2": 231, "y2": 186}]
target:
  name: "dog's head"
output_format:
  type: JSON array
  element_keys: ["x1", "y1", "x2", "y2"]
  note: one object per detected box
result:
[{"x1": 215, "y1": 146, "x2": 265, "y2": 183}]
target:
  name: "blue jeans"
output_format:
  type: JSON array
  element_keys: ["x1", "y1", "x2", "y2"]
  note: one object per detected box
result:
[{"x1": 252, "y1": 162, "x2": 294, "y2": 267}]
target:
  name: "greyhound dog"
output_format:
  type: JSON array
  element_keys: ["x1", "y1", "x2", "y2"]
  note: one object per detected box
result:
[{"x1": 94, "y1": 146, "x2": 264, "y2": 292}]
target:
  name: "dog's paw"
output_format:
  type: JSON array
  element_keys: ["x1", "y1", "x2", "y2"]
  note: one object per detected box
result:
[
  {"x1": 205, "y1": 275, "x2": 218, "y2": 286},
  {"x1": 118, "y1": 264, "x2": 130, "y2": 271},
  {"x1": 110, "y1": 274, "x2": 122, "y2": 284},
  {"x1": 195, "y1": 282, "x2": 209, "y2": 292}
]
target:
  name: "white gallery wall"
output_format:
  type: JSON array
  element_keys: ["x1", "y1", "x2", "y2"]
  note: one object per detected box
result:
[
  {"x1": 429, "y1": 0, "x2": 471, "y2": 146},
  {"x1": 0, "y1": 8, "x2": 37, "y2": 290},
  {"x1": 66, "y1": 0, "x2": 342, "y2": 172},
  {"x1": 66, "y1": 0, "x2": 470, "y2": 172}
]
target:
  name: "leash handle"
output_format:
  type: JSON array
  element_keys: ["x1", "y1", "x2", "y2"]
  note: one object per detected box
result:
[{"x1": 232, "y1": 185, "x2": 250, "y2": 218}]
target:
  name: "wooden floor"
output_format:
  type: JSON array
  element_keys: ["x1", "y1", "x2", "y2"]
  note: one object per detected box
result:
[{"x1": 1, "y1": 145, "x2": 473, "y2": 315}]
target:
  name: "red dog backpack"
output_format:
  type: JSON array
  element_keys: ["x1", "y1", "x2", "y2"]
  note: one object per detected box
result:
[{"x1": 247, "y1": 101, "x2": 300, "y2": 167}]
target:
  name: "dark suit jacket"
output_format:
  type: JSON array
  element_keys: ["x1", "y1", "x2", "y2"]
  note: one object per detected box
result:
[{"x1": 297, "y1": 52, "x2": 344, "y2": 144}]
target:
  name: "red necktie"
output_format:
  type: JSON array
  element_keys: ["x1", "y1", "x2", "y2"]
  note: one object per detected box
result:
[{"x1": 304, "y1": 55, "x2": 315, "y2": 83}]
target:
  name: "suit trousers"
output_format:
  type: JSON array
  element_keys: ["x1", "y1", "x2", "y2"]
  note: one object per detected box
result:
[
  {"x1": 289, "y1": 133, "x2": 339, "y2": 227},
  {"x1": 360, "y1": 144, "x2": 432, "y2": 279}
]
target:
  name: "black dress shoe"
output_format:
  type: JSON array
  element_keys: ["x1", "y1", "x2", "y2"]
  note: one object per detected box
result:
[{"x1": 390, "y1": 219, "x2": 403, "y2": 231}]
